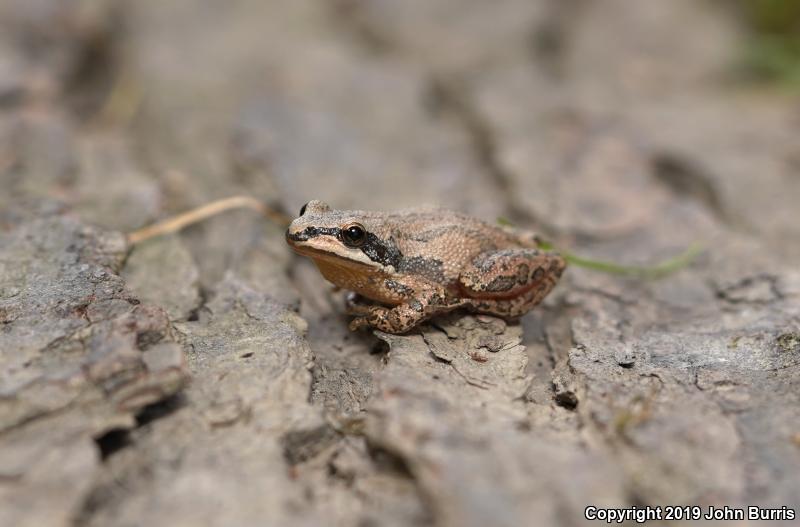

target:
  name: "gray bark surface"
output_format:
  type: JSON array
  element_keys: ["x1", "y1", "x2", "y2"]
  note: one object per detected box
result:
[{"x1": 1, "y1": 1, "x2": 798, "y2": 526}]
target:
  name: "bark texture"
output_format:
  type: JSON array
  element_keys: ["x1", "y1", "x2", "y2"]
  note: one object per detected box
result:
[{"x1": 0, "y1": 1, "x2": 798, "y2": 526}]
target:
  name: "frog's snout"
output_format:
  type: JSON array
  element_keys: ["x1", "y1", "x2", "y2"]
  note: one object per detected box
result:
[
  {"x1": 286, "y1": 221, "x2": 318, "y2": 247},
  {"x1": 285, "y1": 224, "x2": 303, "y2": 246}
]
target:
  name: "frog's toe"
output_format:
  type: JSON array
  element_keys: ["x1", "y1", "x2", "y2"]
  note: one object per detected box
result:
[{"x1": 348, "y1": 316, "x2": 370, "y2": 331}]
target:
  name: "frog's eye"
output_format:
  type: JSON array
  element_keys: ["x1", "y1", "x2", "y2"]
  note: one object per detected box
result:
[
  {"x1": 340, "y1": 223, "x2": 366, "y2": 247},
  {"x1": 299, "y1": 202, "x2": 309, "y2": 216}
]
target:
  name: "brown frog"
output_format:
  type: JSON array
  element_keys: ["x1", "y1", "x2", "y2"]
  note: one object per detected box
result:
[{"x1": 286, "y1": 200, "x2": 566, "y2": 334}]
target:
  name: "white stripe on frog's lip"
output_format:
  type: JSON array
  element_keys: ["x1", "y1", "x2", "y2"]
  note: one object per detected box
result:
[{"x1": 288, "y1": 237, "x2": 381, "y2": 270}]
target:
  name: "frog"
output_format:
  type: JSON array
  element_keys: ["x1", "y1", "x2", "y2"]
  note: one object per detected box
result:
[{"x1": 285, "y1": 200, "x2": 566, "y2": 334}]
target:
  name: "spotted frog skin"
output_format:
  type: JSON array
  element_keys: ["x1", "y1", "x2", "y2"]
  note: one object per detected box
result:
[{"x1": 286, "y1": 200, "x2": 566, "y2": 334}]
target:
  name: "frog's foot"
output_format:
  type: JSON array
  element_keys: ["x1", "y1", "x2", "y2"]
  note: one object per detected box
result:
[
  {"x1": 458, "y1": 248, "x2": 566, "y2": 318},
  {"x1": 348, "y1": 285, "x2": 465, "y2": 334},
  {"x1": 347, "y1": 302, "x2": 428, "y2": 334}
]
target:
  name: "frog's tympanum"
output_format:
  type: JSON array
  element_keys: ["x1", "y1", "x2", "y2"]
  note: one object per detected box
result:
[{"x1": 286, "y1": 200, "x2": 566, "y2": 334}]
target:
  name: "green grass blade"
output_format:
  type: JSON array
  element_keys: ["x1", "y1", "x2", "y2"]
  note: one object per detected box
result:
[{"x1": 539, "y1": 241, "x2": 704, "y2": 279}]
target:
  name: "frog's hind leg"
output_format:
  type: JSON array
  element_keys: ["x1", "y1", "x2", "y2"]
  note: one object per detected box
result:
[{"x1": 458, "y1": 249, "x2": 566, "y2": 318}]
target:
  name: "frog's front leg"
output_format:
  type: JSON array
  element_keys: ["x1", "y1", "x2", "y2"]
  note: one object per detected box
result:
[
  {"x1": 348, "y1": 284, "x2": 463, "y2": 334},
  {"x1": 458, "y1": 249, "x2": 566, "y2": 318}
]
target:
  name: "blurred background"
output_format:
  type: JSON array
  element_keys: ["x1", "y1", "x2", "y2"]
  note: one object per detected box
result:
[
  {"x1": 1, "y1": 0, "x2": 798, "y2": 244},
  {"x1": 1, "y1": 1, "x2": 800, "y2": 526}
]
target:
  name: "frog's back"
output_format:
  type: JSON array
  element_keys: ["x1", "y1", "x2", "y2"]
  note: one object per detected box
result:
[{"x1": 383, "y1": 208, "x2": 521, "y2": 284}]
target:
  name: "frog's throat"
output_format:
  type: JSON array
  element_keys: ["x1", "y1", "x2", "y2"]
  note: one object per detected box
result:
[{"x1": 312, "y1": 258, "x2": 391, "y2": 302}]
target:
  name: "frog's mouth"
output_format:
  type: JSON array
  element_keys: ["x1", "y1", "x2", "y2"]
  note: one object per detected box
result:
[{"x1": 286, "y1": 229, "x2": 375, "y2": 270}]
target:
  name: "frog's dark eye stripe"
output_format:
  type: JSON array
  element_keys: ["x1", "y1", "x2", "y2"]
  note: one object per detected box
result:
[
  {"x1": 362, "y1": 232, "x2": 402, "y2": 268},
  {"x1": 287, "y1": 224, "x2": 402, "y2": 268},
  {"x1": 340, "y1": 223, "x2": 366, "y2": 247},
  {"x1": 286, "y1": 226, "x2": 339, "y2": 242},
  {"x1": 299, "y1": 202, "x2": 309, "y2": 216}
]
